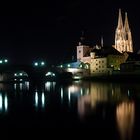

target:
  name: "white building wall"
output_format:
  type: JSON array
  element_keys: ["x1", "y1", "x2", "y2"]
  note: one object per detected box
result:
[{"x1": 77, "y1": 45, "x2": 90, "y2": 61}]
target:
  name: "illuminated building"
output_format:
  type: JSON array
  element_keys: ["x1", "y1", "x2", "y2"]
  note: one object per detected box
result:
[
  {"x1": 113, "y1": 9, "x2": 133, "y2": 53},
  {"x1": 58, "y1": 9, "x2": 133, "y2": 77}
]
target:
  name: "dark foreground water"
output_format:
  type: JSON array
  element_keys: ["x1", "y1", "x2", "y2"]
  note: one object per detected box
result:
[{"x1": 0, "y1": 80, "x2": 140, "y2": 139}]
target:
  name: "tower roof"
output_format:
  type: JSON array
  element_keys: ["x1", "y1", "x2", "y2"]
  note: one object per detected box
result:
[
  {"x1": 117, "y1": 9, "x2": 123, "y2": 29},
  {"x1": 124, "y1": 12, "x2": 130, "y2": 31}
]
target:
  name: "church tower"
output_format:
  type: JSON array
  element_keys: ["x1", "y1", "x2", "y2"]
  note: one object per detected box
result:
[{"x1": 114, "y1": 9, "x2": 133, "y2": 53}]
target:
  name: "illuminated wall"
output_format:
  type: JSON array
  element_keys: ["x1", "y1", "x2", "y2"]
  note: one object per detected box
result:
[{"x1": 107, "y1": 53, "x2": 128, "y2": 70}]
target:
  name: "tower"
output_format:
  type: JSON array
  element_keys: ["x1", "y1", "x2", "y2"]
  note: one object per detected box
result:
[
  {"x1": 114, "y1": 9, "x2": 133, "y2": 53},
  {"x1": 124, "y1": 12, "x2": 133, "y2": 52}
]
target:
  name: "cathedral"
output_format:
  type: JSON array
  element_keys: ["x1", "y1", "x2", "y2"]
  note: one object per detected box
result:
[{"x1": 113, "y1": 9, "x2": 133, "y2": 53}]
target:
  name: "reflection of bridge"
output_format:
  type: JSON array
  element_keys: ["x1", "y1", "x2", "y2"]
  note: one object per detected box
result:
[{"x1": 0, "y1": 65, "x2": 72, "y2": 82}]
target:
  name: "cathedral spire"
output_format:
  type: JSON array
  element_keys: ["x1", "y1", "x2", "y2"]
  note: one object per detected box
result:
[
  {"x1": 114, "y1": 9, "x2": 133, "y2": 53},
  {"x1": 117, "y1": 9, "x2": 123, "y2": 29},
  {"x1": 124, "y1": 12, "x2": 130, "y2": 31},
  {"x1": 101, "y1": 36, "x2": 104, "y2": 47}
]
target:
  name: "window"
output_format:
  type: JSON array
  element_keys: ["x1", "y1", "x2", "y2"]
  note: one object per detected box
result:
[
  {"x1": 102, "y1": 60, "x2": 104, "y2": 63},
  {"x1": 79, "y1": 50, "x2": 81, "y2": 53}
]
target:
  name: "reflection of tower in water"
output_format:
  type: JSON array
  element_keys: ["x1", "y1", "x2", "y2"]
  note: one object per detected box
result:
[
  {"x1": 78, "y1": 82, "x2": 124, "y2": 119},
  {"x1": 116, "y1": 101, "x2": 135, "y2": 140}
]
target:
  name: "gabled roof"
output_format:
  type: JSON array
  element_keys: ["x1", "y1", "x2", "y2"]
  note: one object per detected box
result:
[{"x1": 91, "y1": 46, "x2": 121, "y2": 57}]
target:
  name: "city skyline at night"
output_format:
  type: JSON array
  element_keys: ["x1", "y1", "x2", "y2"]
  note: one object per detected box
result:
[{"x1": 0, "y1": 1, "x2": 139, "y2": 65}]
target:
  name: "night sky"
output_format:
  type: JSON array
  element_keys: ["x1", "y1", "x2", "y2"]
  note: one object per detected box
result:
[{"x1": 0, "y1": 0, "x2": 140, "y2": 65}]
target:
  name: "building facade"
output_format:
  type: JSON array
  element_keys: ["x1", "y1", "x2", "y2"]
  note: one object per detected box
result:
[{"x1": 113, "y1": 9, "x2": 133, "y2": 53}]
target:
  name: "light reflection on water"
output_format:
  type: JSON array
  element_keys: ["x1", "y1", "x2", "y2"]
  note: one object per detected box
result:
[
  {"x1": 0, "y1": 81, "x2": 139, "y2": 139},
  {"x1": 116, "y1": 101, "x2": 135, "y2": 140},
  {"x1": 0, "y1": 93, "x2": 8, "y2": 113}
]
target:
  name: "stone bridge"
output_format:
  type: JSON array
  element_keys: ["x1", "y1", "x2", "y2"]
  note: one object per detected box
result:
[{"x1": 0, "y1": 65, "x2": 72, "y2": 82}]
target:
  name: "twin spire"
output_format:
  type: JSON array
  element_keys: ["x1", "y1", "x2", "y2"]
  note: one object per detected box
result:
[
  {"x1": 117, "y1": 9, "x2": 130, "y2": 31},
  {"x1": 114, "y1": 9, "x2": 133, "y2": 53}
]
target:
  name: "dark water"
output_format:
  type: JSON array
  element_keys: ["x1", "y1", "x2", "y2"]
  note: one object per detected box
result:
[{"x1": 0, "y1": 80, "x2": 140, "y2": 139}]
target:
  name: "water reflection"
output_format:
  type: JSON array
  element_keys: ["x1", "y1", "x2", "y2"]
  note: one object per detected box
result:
[
  {"x1": 76, "y1": 82, "x2": 128, "y2": 119},
  {"x1": 45, "y1": 82, "x2": 56, "y2": 92},
  {"x1": 116, "y1": 101, "x2": 135, "y2": 140},
  {"x1": 14, "y1": 82, "x2": 29, "y2": 91},
  {"x1": 34, "y1": 89, "x2": 46, "y2": 110},
  {"x1": 0, "y1": 93, "x2": 8, "y2": 113}
]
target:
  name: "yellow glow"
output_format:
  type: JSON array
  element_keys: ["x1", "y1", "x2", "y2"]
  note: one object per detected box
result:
[{"x1": 116, "y1": 101, "x2": 135, "y2": 140}]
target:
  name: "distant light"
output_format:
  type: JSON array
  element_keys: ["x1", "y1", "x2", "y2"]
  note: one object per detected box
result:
[
  {"x1": 14, "y1": 73, "x2": 17, "y2": 76},
  {"x1": 0, "y1": 60, "x2": 3, "y2": 64},
  {"x1": 34, "y1": 62, "x2": 38, "y2": 66},
  {"x1": 19, "y1": 73, "x2": 23, "y2": 76},
  {"x1": 19, "y1": 79, "x2": 23, "y2": 81},
  {"x1": 52, "y1": 73, "x2": 55, "y2": 76},
  {"x1": 45, "y1": 72, "x2": 51, "y2": 76},
  {"x1": 41, "y1": 62, "x2": 45, "y2": 66},
  {"x1": 68, "y1": 64, "x2": 70, "y2": 67},
  {"x1": 60, "y1": 65, "x2": 63, "y2": 68},
  {"x1": 14, "y1": 79, "x2": 17, "y2": 81},
  {"x1": 4, "y1": 59, "x2": 8, "y2": 63}
]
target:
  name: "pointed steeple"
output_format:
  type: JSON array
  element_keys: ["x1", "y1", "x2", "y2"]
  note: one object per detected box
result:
[
  {"x1": 79, "y1": 30, "x2": 85, "y2": 45},
  {"x1": 101, "y1": 36, "x2": 104, "y2": 47},
  {"x1": 124, "y1": 12, "x2": 130, "y2": 31},
  {"x1": 117, "y1": 9, "x2": 123, "y2": 29}
]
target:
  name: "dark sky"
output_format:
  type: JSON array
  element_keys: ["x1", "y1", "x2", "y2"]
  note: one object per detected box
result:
[{"x1": 0, "y1": 0, "x2": 140, "y2": 65}]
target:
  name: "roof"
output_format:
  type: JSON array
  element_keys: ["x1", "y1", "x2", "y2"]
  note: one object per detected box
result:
[{"x1": 91, "y1": 46, "x2": 121, "y2": 57}]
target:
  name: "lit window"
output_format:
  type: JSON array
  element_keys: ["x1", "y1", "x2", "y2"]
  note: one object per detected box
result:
[{"x1": 68, "y1": 64, "x2": 70, "y2": 67}]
